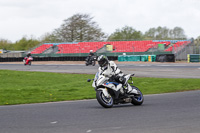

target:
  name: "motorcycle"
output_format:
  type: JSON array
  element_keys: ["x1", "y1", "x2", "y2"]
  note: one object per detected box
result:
[
  {"x1": 85, "y1": 56, "x2": 96, "y2": 66},
  {"x1": 23, "y1": 56, "x2": 33, "y2": 65},
  {"x1": 87, "y1": 72, "x2": 144, "y2": 108}
]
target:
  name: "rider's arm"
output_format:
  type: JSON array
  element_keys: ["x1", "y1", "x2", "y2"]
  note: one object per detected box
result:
[
  {"x1": 109, "y1": 61, "x2": 125, "y2": 84},
  {"x1": 109, "y1": 61, "x2": 122, "y2": 75}
]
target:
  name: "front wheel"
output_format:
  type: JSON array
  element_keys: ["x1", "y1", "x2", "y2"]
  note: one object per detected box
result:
[
  {"x1": 92, "y1": 61, "x2": 96, "y2": 66},
  {"x1": 85, "y1": 62, "x2": 89, "y2": 66},
  {"x1": 131, "y1": 86, "x2": 144, "y2": 106},
  {"x1": 96, "y1": 90, "x2": 113, "y2": 108}
]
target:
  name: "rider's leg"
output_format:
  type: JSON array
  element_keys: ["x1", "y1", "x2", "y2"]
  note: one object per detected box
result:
[
  {"x1": 126, "y1": 83, "x2": 139, "y2": 94},
  {"x1": 115, "y1": 75, "x2": 135, "y2": 93},
  {"x1": 114, "y1": 74, "x2": 139, "y2": 94}
]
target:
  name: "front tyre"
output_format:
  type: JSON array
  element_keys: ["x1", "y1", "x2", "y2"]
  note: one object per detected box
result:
[
  {"x1": 92, "y1": 61, "x2": 96, "y2": 66},
  {"x1": 96, "y1": 90, "x2": 113, "y2": 108},
  {"x1": 85, "y1": 62, "x2": 89, "y2": 66},
  {"x1": 131, "y1": 86, "x2": 144, "y2": 106}
]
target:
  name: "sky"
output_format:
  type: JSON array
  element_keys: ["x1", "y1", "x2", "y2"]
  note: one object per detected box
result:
[{"x1": 0, "y1": 0, "x2": 200, "y2": 42}]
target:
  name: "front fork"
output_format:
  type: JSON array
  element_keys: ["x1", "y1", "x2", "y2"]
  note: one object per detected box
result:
[{"x1": 96, "y1": 88, "x2": 110, "y2": 98}]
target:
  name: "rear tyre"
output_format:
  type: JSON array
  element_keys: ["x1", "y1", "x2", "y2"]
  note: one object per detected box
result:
[
  {"x1": 96, "y1": 90, "x2": 113, "y2": 108},
  {"x1": 131, "y1": 86, "x2": 144, "y2": 105}
]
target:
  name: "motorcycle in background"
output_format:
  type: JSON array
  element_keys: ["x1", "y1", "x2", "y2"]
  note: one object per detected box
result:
[
  {"x1": 23, "y1": 56, "x2": 33, "y2": 65},
  {"x1": 87, "y1": 72, "x2": 144, "y2": 108},
  {"x1": 85, "y1": 56, "x2": 96, "y2": 66}
]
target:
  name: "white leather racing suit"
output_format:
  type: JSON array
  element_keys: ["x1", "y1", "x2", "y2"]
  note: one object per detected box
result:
[
  {"x1": 98, "y1": 61, "x2": 123, "y2": 77},
  {"x1": 98, "y1": 61, "x2": 137, "y2": 94}
]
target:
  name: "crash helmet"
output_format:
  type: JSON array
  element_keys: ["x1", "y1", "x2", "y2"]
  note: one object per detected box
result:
[
  {"x1": 27, "y1": 51, "x2": 31, "y2": 56},
  {"x1": 97, "y1": 55, "x2": 109, "y2": 67},
  {"x1": 90, "y1": 50, "x2": 93, "y2": 53}
]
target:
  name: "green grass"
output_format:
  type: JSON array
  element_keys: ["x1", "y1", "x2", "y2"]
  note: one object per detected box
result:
[{"x1": 0, "y1": 70, "x2": 200, "y2": 105}]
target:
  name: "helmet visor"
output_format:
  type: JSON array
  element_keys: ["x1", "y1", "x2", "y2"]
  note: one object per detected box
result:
[{"x1": 98, "y1": 60, "x2": 107, "y2": 67}]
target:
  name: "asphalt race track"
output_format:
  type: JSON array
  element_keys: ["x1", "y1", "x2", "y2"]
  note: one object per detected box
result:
[
  {"x1": 0, "y1": 62, "x2": 200, "y2": 78},
  {"x1": 0, "y1": 91, "x2": 200, "y2": 133},
  {"x1": 0, "y1": 62, "x2": 200, "y2": 133}
]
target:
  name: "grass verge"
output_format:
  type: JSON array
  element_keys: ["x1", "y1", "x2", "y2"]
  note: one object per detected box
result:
[{"x1": 0, "y1": 70, "x2": 200, "y2": 105}]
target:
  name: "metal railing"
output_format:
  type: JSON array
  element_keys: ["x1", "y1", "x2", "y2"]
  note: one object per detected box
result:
[{"x1": 173, "y1": 45, "x2": 200, "y2": 61}]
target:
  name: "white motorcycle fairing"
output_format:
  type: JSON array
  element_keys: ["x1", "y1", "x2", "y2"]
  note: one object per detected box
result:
[{"x1": 92, "y1": 72, "x2": 124, "y2": 99}]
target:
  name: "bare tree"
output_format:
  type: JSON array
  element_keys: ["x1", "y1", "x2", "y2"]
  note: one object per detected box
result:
[{"x1": 54, "y1": 13, "x2": 107, "y2": 42}]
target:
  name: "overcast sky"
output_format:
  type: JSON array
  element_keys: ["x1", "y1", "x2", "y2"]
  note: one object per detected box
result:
[{"x1": 0, "y1": 0, "x2": 200, "y2": 42}]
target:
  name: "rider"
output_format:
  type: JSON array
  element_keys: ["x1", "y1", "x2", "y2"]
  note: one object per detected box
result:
[
  {"x1": 26, "y1": 52, "x2": 31, "y2": 58},
  {"x1": 87, "y1": 50, "x2": 95, "y2": 62},
  {"x1": 23, "y1": 52, "x2": 32, "y2": 65},
  {"x1": 97, "y1": 55, "x2": 138, "y2": 94},
  {"x1": 89, "y1": 50, "x2": 94, "y2": 56}
]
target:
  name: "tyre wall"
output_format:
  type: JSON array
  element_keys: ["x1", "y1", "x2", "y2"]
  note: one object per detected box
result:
[
  {"x1": 187, "y1": 54, "x2": 200, "y2": 62},
  {"x1": 118, "y1": 54, "x2": 175, "y2": 62}
]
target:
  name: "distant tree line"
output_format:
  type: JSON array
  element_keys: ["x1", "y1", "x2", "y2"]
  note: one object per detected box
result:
[{"x1": 0, "y1": 13, "x2": 198, "y2": 51}]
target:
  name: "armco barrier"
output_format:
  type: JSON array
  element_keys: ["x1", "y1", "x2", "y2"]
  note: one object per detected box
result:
[
  {"x1": 188, "y1": 54, "x2": 200, "y2": 62},
  {"x1": 0, "y1": 56, "x2": 118, "y2": 62},
  {"x1": 0, "y1": 57, "x2": 24, "y2": 62}
]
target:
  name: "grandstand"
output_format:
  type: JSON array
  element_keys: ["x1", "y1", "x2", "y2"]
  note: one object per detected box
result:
[
  {"x1": 164, "y1": 41, "x2": 190, "y2": 51},
  {"x1": 31, "y1": 44, "x2": 53, "y2": 54},
  {"x1": 0, "y1": 39, "x2": 194, "y2": 62},
  {"x1": 30, "y1": 40, "x2": 192, "y2": 55}
]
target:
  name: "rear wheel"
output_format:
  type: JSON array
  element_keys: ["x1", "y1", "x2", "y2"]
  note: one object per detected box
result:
[
  {"x1": 131, "y1": 86, "x2": 144, "y2": 105},
  {"x1": 96, "y1": 90, "x2": 113, "y2": 108}
]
